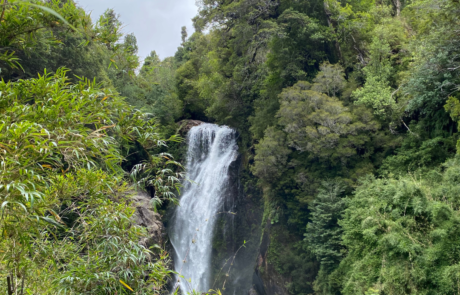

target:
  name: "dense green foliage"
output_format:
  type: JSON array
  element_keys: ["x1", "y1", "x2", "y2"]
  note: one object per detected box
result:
[
  {"x1": 337, "y1": 159, "x2": 460, "y2": 294},
  {"x1": 0, "y1": 1, "x2": 185, "y2": 293},
  {"x1": 169, "y1": 0, "x2": 460, "y2": 293},
  {"x1": 0, "y1": 69, "x2": 183, "y2": 293}
]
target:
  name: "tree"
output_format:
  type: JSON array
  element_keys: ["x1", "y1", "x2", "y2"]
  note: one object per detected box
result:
[
  {"x1": 124, "y1": 33, "x2": 139, "y2": 55},
  {"x1": 403, "y1": 0, "x2": 460, "y2": 121},
  {"x1": 277, "y1": 79, "x2": 379, "y2": 163},
  {"x1": 251, "y1": 127, "x2": 291, "y2": 183},
  {"x1": 312, "y1": 62, "x2": 347, "y2": 97},
  {"x1": 0, "y1": 0, "x2": 89, "y2": 79},
  {"x1": 181, "y1": 26, "x2": 188, "y2": 45},
  {"x1": 305, "y1": 181, "x2": 346, "y2": 269},
  {"x1": 305, "y1": 181, "x2": 346, "y2": 295},
  {"x1": 353, "y1": 36, "x2": 396, "y2": 118},
  {"x1": 336, "y1": 157, "x2": 460, "y2": 295},
  {"x1": 95, "y1": 8, "x2": 123, "y2": 51}
]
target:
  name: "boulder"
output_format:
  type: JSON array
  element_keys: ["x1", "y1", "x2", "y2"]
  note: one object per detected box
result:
[
  {"x1": 177, "y1": 119, "x2": 205, "y2": 135},
  {"x1": 132, "y1": 192, "x2": 164, "y2": 249}
]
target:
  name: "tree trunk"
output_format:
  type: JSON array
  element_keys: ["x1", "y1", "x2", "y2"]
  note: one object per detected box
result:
[
  {"x1": 324, "y1": 1, "x2": 344, "y2": 63},
  {"x1": 393, "y1": 0, "x2": 401, "y2": 16}
]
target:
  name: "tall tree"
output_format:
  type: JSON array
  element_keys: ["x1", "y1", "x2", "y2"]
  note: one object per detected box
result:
[{"x1": 181, "y1": 25, "x2": 188, "y2": 45}]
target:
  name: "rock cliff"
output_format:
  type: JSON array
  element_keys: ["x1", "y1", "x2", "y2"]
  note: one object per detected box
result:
[{"x1": 132, "y1": 192, "x2": 165, "y2": 249}]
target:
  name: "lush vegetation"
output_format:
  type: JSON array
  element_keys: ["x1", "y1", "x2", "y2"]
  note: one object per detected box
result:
[
  {"x1": 170, "y1": 0, "x2": 460, "y2": 294},
  {"x1": 2, "y1": 0, "x2": 460, "y2": 294},
  {"x1": 0, "y1": 68, "x2": 183, "y2": 292},
  {"x1": 0, "y1": 1, "x2": 183, "y2": 293}
]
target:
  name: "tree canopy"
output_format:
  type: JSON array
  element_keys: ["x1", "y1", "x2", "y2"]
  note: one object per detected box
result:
[{"x1": 1, "y1": 0, "x2": 460, "y2": 293}]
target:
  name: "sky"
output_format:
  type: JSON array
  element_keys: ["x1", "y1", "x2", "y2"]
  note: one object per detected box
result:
[{"x1": 75, "y1": 0, "x2": 198, "y2": 61}]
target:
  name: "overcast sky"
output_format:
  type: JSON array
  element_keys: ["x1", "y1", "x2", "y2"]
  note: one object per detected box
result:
[{"x1": 76, "y1": 0, "x2": 198, "y2": 61}]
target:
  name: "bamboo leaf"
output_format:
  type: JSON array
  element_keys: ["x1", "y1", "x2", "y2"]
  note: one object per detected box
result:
[
  {"x1": 18, "y1": 1, "x2": 78, "y2": 32},
  {"x1": 39, "y1": 216, "x2": 64, "y2": 228},
  {"x1": 119, "y1": 279, "x2": 134, "y2": 291}
]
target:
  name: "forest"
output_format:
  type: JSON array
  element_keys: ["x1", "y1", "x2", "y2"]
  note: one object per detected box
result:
[{"x1": 1, "y1": 0, "x2": 460, "y2": 294}]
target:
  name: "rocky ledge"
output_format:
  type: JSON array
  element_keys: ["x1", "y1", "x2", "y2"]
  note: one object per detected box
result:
[
  {"x1": 132, "y1": 192, "x2": 165, "y2": 249},
  {"x1": 177, "y1": 119, "x2": 205, "y2": 135}
]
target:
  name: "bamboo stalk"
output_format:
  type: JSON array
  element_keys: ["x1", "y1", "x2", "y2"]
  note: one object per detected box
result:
[
  {"x1": 0, "y1": 0, "x2": 8, "y2": 23},
  {"x1": 7, "y1": 276, "x2": 14, "y2": 295}
]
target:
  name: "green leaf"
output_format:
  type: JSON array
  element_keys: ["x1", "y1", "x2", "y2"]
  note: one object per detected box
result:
[{"x1": 17, "y1": 1, "x2": 78, "y2": 32}]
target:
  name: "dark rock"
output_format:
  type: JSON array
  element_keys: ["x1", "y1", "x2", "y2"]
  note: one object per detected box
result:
[
  {"x1": 248, "y1": 288, "x2": 259, "y2": 295},
  {"x1": 177, "y1": 119, "x2": 205, "y2": 135},
  {"x1": 252, "y1": 220, "x2": 290, "y2": 295},
  {"x1": 132, "y1": 192, "x2": 164, "y2": 249}
]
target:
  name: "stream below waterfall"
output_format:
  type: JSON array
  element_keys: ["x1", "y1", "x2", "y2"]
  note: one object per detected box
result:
[{"x1": 169, "y1": 123, "x2": 239, "y2": 294}]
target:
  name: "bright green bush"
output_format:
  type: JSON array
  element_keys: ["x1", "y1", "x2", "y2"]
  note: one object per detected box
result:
[
  {"x1": 0, "y1": 69, "x2": 180, "y2": 293},
  {"x1": 336, "y1": 158, "x2": 460, "y2": 295}
]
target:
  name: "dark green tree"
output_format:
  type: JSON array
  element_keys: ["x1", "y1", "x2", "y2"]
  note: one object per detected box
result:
[
  {"x1": 305, "y1": 181, "x2": 346, "y2": 295},
  {"x1": 181, "y1": 26, "x2": 188, "y2": 45},
  {"x1": 305, "y1": 181, "x2": 346, "y2": 268}
]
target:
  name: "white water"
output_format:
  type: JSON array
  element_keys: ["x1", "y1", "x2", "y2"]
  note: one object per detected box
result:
[{"x1": 170, "y1": 123, "x2": 238, "y2": 294}]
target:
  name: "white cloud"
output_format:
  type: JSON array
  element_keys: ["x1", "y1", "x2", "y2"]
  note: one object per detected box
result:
[{"x1": 76, "y1": 0, "x2": 198, "y2": 60}]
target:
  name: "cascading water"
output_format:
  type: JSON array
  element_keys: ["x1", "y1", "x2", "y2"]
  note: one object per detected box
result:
[{"x1": 169, "y1": 123, "x2": 238, "y2": 294}]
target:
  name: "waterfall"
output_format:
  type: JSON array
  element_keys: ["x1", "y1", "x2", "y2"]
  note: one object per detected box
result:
[{"x1": 170, "y1": 123, "x2": 238, "y2": 294}]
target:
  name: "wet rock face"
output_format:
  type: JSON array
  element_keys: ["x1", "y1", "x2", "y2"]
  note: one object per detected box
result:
[
  {"x1": 132, "y1": 193, "x2": 164, "y2": 249},
  {"x1": 177, "y1": 120, "x2": 205, "y2": 135},
  {"x1": 252, "y1": 221, "x2": 290, "y2": 295}
]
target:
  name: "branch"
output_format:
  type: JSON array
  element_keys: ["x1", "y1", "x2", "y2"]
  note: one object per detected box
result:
[
  {"x1": 7, "y1": 26, "x2": 47, "y2": 41},
  {"x1": 401, "y1": 118, "x2": 418, "y2": 137},
  {"x1": 0, "y1": 4, "x2": 6, "y2": 23},
  {"x1": 350, "y1": 34, "x2": 366, "y2": 65},
  {"x1": 20, "y1": 272, "x2": 25, "y2": 295},
  {"x1": 391, "y1": 85, "x2": 402, "y2": 98}
]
